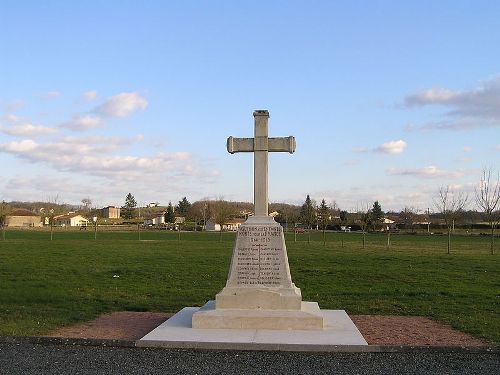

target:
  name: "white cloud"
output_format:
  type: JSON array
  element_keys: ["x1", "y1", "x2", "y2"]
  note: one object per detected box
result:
[
  {"x1": 5, "y1": 114, "x2": 21, "y2": 123},
  {"x1": 1, "y1": 139, "x2": 38, "y2": 152},
  {"x1": 0, "y1": 123, "x2": 57, "y2": 137},
  {"x1": 0, "y1": 135, "x2": 220, "y2": 205},
  {"x1": 0, "y1": 92, "x2": 221, "y2": 205},
  {"x1": 83, "y1": 90, "x2": 97, "y2": 101},
  {"x1": 375, "y1": 139, "x2": 407, "y2": 154},
  {"x1": 60, "y1": 115, "x2": 103, "y2": 131},
  {"x1": 95, "y1": 92, "x2": 148, "y2": 118},
  {"x1": 354, "y1": 140, "x2": 407, "y2": 154},
  {"x1": 403, "y1": 76, "x2": 500, "y2": 131},
  {"x1": 0, "y1": 115, "x2": 56, "y2": 137},
  {"x1": 387, "y1": 165, "x2": 465, "y2": 179},
  {"x1": 405, "y1": 118, "x2": 499, "y2": 132},
  {"x1": 405, "y1": 88, "x2": 458, "y2": 106},
  {"x1": 2, "y1": 175, "x2": 122, "y2": 206},
  {"x1": 54, "y1": 135, "x2": 133, "y2": 153},
  {"x1": 0, "y1": 138, "x2": 195, "y2": 178}
]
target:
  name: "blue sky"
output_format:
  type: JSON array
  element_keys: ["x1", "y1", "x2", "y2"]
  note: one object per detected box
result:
[{"x1": 1, "y1": 1, "x2": 499, "y2": 211}]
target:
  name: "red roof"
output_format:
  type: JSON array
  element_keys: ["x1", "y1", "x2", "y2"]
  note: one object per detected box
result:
[{"x1": 8, "y1": 209, "x2": 38, "y2": 217}]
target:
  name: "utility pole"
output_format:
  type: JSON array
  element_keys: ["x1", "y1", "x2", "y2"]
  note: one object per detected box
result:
[
  {"x1": 427, "y1": 208, "x2": 430, "y2": 234},
  {"x1": 93, "y1": 216, "x2": 97, "y2": 240}
]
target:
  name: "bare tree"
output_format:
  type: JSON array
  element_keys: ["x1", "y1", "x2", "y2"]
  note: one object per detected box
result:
[
  {"x1": 355, "y1": 203, "x2": 371, "y2": 249},
  {"x1": 81, "y1": 197, "x2": 92, "y2": 211},
  {"x1": 0, "y1": 200, "x2": 11, "y2": 240},
  {"x1": 270, "y1": 203, "x2": 300, "y2": 232},
  {"x1": 39, "y1": 195, "x2": 63, "y2": 241},
  {"x1": 400, "y1": 206, "x2": 418, "y2": 233},
  {"x1": 434, "y1": 186, "x2": 468, "y2": 254},
  {"x1": 212, "y1": 197, "x2": 234, "y2": 242},
  {"x1": 189, "y1": 198, "x2": 212, "y2": 231},
  {"x1": 39, "y1": 207, "x2": 56, "y2": 241},
  {"x1": 317, "y1": 199, "x2": 331, "y2": 245},
  {"x1": 475, "y1": 168, "x2": 500, "y2": 254}
]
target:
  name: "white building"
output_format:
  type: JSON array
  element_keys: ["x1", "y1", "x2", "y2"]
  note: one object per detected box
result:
[
  {"x1": 144, "y1": 212, "x2": 166, "y2": 226},
  {"x1": 53, "y1": 213, "x2": 89, "y2": 227},
  {"x1": 206, "y1": 218, "x2": 245, "y2": 231}
]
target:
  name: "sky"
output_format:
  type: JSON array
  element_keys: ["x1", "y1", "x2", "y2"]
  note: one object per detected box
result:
[{"x1": 1, "y1": 1, "x2": 499, "y2": 212}]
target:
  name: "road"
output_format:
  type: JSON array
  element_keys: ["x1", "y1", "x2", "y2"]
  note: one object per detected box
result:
[{"x1": 0, "y1": 342, "x2": 498, "y2": 375}]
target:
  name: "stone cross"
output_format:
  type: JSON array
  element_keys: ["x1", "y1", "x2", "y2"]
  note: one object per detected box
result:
[{"x1": 227, "y1": 110, "x2": 296, "y2": 217}]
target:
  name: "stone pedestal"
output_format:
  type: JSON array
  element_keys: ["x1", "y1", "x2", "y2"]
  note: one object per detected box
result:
[{"x1": 192, "y1": 216, "x2": 324, "y2": 330}]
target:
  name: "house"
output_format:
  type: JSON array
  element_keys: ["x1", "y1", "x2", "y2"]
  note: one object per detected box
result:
[
  {"x1": 205, "y1": 219, "x2": 220, "y2": 231},
  {"x1": 224, "y1": 218, "x2": 245, "y2": 231},
  {"x1": 205, "y1": 218, "x2": 245, "y2": 231},
  {"x1": 53, "y1": 213, "x2": 89, "y2": 227},
  {"x1": 4, "y1": 209, "x2": 42, "y2": 227},
  {"x1": 101, "y1": 206, "x2": 121, "y2": 219},
  {"x1": 144, "y1": 212, "x2": 166, "y2": 226},
  {"x1": 174, "y1": 216, "x2": 185, "y2": 225},
  {"x1": 382, "y1": 217, "x2": 396, "y2": 231}
]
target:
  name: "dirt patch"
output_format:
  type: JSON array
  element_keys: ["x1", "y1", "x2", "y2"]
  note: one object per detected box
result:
[
  {"x1": 48, "y1": 312, "x2": 173, "y2": 341},
  {"x1": 350, "y1": 315, "x2": 488, "y2": 346},
  {"x1": 47, "y1": 312, "x2": 489, "y2": 346}
]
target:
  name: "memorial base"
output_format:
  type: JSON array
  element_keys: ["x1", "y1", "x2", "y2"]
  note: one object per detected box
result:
[
  {"x1": 192, "y1": 300, "x2": 323, "y2": 330},
  {"x1": 139, "y1": 306, "x2": 368, "y2": 349},
  {"x1": 216, "y1": 286, "x2": 302, "y2": 310}
]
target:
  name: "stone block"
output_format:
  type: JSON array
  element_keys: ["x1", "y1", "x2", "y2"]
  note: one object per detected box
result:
[{"x1": 192, "y1": 300, "x2": 324, "y2": 330}]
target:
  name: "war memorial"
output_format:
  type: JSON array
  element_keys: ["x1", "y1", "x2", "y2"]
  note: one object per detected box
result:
[{"x1": 140, "y1": 111, "x2": 367, "y2": 349}]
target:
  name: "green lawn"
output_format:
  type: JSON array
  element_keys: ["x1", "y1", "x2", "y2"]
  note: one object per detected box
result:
[{"x1": 0, "y1": 229, "x2": 498, "y2": 344}]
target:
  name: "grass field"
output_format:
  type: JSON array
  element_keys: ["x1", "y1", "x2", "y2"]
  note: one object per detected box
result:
[{"x1": 0, "y1": 228, "x2": 498, "y2": 344}]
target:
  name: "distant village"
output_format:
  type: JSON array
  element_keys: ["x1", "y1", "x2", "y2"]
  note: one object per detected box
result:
[{"x1": 0, "y1": 193, "x2": 496, "y2": 234}]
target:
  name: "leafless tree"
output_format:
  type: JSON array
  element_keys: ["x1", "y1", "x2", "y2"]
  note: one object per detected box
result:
[
  {"x1": 270, "y1": 203, "x2": 300, "y2": 232},
  {"x1": 400, "y1": 206, "x2": 418, "y2": 233},
  {"x1": 40, "y1": 194, "x2": 63, "y2": 241},
  {"x1": 317, "y1": 199, "x2": 331, "y2": 245},
  {"x1": 0, "y1": 200, "x2": 11, "y2": 240},
  {"x1": 81, "y1": 197, "x2": 92, "y2": 211},
  {"x1": 189, "y1": 198, "x2": 212, "y2": 231},
  {"x1": 212, "y1": 197, "x2": 234, "y2": 242},
  {"x1": 355, "y1": 203, "x2": 371, "y2": 249},
  {"x1": 475, "y1": 168, "x2": 500, "y2": 254},
  {"x1": 434, "y1": 186, "x2": 468, "y2": 254}
]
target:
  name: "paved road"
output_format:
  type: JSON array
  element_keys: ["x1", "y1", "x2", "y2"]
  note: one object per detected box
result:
[{"x1": 0, "y1": 342, "x2": 498, "y2": 375}]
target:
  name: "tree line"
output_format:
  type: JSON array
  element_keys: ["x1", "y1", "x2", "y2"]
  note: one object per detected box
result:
[{"x1": 2, "y1": 168, "x2": 498, "y2": 253}]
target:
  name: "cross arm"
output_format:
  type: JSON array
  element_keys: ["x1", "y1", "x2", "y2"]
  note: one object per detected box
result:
[
  {"x1": 227, "y1": 136, "x2": 296, "y2": 154},
  {"x1": 227, "y1": 137, "x2": 254, "y2": 154},
  {"x1": 268, "y1": 137, "x2": 296, "y2": 153}
]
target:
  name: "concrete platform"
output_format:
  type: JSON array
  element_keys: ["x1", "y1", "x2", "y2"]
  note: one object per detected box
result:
[{"x1": 138, "y1": 306, "x2": 367, "y2": 350}]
